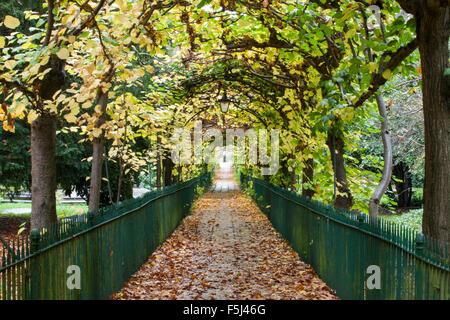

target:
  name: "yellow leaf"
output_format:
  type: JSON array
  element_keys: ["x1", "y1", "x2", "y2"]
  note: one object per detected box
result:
[
  {"x1": 86, "y1": 64, "x2": 95, "y2": 74},
  {"x1": 27, "y1": 110, "x2": 38, "y2": 123},
  {"x1": 56, "y1": 47, "x2": 70, "y2": 60},
  {"x1": 64, "y1": 113, "x2": 77, "y2": 123},
  {"x1": 117, "y1": 0, "x2": 127, "y2": 10},
  {"x1": 382, "y1": 69, "x2": 392, "y2": 80},
  {"x1": 4, "y1": 60, "x2": 15, "y2": 70},
  {"x1": 94, "y1": 104, "x2": 103, "y2": 113},
  {"x1": 81, "y1": 101, "x2": 91, "y2": 109},
  {"x1": 369, "y1": 62, "x2": 377, "y2": 73},
  {"x1": 13, "y1": 101, "x2": 26, "y2": 116},
  {"x1": 345, "y1": 29, "x2": 356, "y2": 39},
  {"x1": 17, "y1": 227, "x2": 26, "y2": 236},
  {"x1": 4, "y1": 15, "x2": 20, "y2": 29},
  {"x1": 3, "y1": 120, "x2": 15, "y2": 132},
  {"x1": 344, "y1": 110, "x2": 354, "y2": 121},
  {"x1": 0, "y1": 37, "x2": 5, "y2": 49},
  {"x1": 92, "y1": 127, "x2": 102, "y2": 138}
]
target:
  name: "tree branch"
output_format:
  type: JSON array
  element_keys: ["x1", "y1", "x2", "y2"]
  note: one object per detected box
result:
[
  {"x1": 43, "y1": 0, "x2": 55, "y2": 46},
  {"x1": 352, "y1": 38, "x2": 419, "y2": 108},
  {"x1": 70, "y1": 0, "x2": 108, "y2": 37}
]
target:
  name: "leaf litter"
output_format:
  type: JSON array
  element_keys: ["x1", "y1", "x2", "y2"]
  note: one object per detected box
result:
[{"x1": 112, "y1": 186, "x2": 338, "y2": 300}]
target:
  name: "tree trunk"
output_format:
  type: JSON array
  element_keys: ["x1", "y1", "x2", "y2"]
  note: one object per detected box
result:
[
  {"x1": 172, "y1": 164, "x2": 181, "y2": 184},
  {"x1": 163, "y1": 155, "x2": 174, "y2": 187},
  {"x1": 393, "y1": 162, "x2": 412, "y2": 208},
  {"x1": 30, "y1": 113, "x2": 57, "y2": 230},
  {"x1": 327, "y1": 129, "x2": 353, "y2": 210},
  {"x1": 30, "y1": 53, "x2": 65, "y2": 230},
  {"x1": 104, "y1": 146, "x2": 113, "y2": 204},
  {"x1": 369, "y1": 94, "x2": 393, "y2": 218},
  {"x1": 302, "y1": 157, "x2": 315, "y2": 198},
  {"x1": 116, "y1": 157, "x2": 123, "y2": 203},
  {"x1": 289, "y1": 158, "x2": 297, "y2": 191},
  {"x1": 88, "y1": 90, "x2": 108, "y2": 213},
  {"x1": 417, "y1": 5, "x2": 449, "y2": 244},
  {"x1": 279, "y1": 158, "x2": 291, "y2": 189},
  {"x1": 156, "y1": 133, "x2": 162, "y2": 189}
]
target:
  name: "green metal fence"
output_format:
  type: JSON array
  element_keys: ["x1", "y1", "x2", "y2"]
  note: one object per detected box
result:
[
  {"x1": 0, "y1": 171, "x2": 212, "y2": 300},
  {"x1": 240, "y1": 173, "x2": 449, "y2": 300}
]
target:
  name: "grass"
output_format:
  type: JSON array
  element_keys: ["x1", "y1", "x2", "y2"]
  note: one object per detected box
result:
[
  {"x1": 0, "y1": 202, "x2": 88, "y2": 218},
  {"x1": 381, "y1": 209, "x2": 423, "y2": 233}
]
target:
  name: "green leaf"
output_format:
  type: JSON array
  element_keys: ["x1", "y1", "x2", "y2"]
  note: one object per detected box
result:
[{"x1": 197, "y1": 0, "x2": 212, "y2": 8}]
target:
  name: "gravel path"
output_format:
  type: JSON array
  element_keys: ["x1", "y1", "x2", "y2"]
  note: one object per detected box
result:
[{"x1": 112, "y1": 169, "x2": 337, "y2": 300}]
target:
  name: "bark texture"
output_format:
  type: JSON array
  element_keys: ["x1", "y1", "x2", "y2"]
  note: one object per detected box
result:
[
  {"x1": 30, "y1": 54, "x2": 65, "y2": 230},
  {"x1": 30, "y1": 113, "x2": 57, "y2": 230},
  {"x1": 393, "y1": 162, "x2": 413, "y2": 208},
  {"x1": 156, "y1": 133, "x2": 162, "y2": 189},
  {"x1": 369, "y1": 94, "x2": 393, "y2": 218},
  {"x1": 163, "y1": 155, "x2": 174, "y2": 187},
  {"x1": 302, "y1": 157, "x2": 315, "y2": 198},
  {"x1": 88, "y1": 90, "x2": 108, "y2": 213},
  {"x1": 326, "y1": 129, "x2": 353, "y2": 210},
  {"x1": 417, "y1": 5, "x2": 450, "y2": 243}
]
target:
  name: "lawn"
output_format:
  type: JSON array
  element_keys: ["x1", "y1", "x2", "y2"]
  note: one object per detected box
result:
[
  {"x1": 380, "y1": 209, "x2": 423, "y2": 233},
  {"x1": 0, "y1": 202, "x2": 88, "y2": 217}
]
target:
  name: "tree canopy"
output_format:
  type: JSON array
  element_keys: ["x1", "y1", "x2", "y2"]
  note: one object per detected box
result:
[{"x1": 0, "y1": 1, "x2": 448, "y2": 243}]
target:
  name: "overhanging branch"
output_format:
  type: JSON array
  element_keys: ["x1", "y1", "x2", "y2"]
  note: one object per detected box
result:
[{"x1": 352, "y1": 38, "x2": 418, "y2": 108}]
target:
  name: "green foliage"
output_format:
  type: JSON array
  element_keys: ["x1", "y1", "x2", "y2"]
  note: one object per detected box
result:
[
  {"x1": 0, "y1": 120, "x2": 31, "y2": 194},
  {"x1": 0, "y1": 1, "x2": 430, "y2": 231},
  {"x1": 0, "y1": 0, "x2": 43, "y2": 37},
  {"x1": 411, "y1": 187, "x2": 423, "y2": 207},
  {"x1": 0, "y1": 118, "x2": 139, "y2": 207},
  {"x1": 357, "y1": 75, "x2": 424, "y2": 188},
  {"x1": 381, "y1": 209, "x2": 423, "y2": 233},
  {"x1": 194, "y1": 185, "x2": 205, "y2": 199},
  {"x1": 137, "y1": 170, "x2": 155, "y2": 189},
  {"x1": 0, "y1": 202, "x2": 87, "y2": 217}
]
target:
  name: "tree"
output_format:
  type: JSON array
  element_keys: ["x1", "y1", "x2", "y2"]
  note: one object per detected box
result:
[
  {"x1": 0, "y1": 0, "x2": 447, "y2": 245},
  {"x1": 0, "y1": 0, "x2": 111, "y2": 229},
  {"x1": 396, "y1": 0, "x2": 449, "y2": 243}
]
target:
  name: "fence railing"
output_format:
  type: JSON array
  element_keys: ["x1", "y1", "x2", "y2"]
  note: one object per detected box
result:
[
  {"x1": 0, "y1": 171, "x2": 212, "y2": 300},
  {"x1": 240, "y1": 173, "x2": 449, "y2": 300}
]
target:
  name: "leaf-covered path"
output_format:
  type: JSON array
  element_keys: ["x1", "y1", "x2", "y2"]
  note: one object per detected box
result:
[{"x1": 112, "y1": 168, "x2": 337, "y2": 300}]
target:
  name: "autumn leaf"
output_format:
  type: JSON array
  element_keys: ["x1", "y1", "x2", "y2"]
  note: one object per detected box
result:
[
  {"x1": 27, "y1": 110, "x2": 39, "y2": 123},
  {"x1": 3, "y1": 15, "x2": 20, "y2": 29},
  {"x1": 56, "y1": 47, "x2": 70, "y2": 60},
  {"x1": 382, "y1": 69, "x2": 392, "y2": 80},
  {"x1": 111, "y1": 169, "x2": 338, "y2": 300},
  {"x1": 64, "y1": 113, "x2": 77, "y2": 123}
]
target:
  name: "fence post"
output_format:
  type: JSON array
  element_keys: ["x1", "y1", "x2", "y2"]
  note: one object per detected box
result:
[
  {"x1": 357, "y1": 212, "x2": 366, "y2": 225},
  {"x1": 357, "y1": 212, "x2": 367, "y2": 299},
  {"x1": 414, "y1": 233, "x2": 425, "y2": 299},
  {"x1": 415, "y1": 233, "x2": 425, "y2": 255},
  {"x1": 87, "y1": 211, "x2": 95, "y2": 227},
  {"x1": 28, "y1": 229, "x2": 41, "y2": 299},
  {"x1": 30, "y1": 229, "x2": 40, "y2": 254}
]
